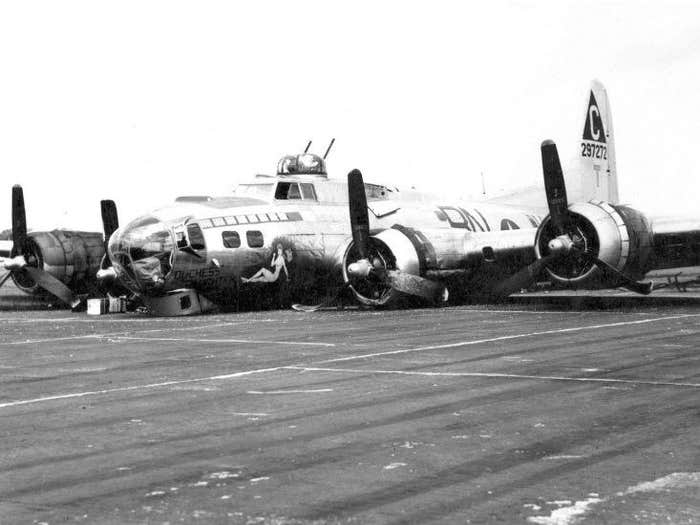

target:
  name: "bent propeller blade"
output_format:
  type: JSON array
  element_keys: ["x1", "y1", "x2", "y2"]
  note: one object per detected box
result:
[
  {"x1": 541, "y1": 140, "x2": 569, "y2": 236},
  {"x1": 492, "y1": 254, "x2": 558, "y2": 299},
  {"x1": 23, "y1": 266, "x2": 83, "y2": 309},
  {"x1": 292, "y1": 283, "x2": 351, "y2": 312},
  {"x1": 382, "y1": 269, "x2": 448, "y2": 304},
  {"x1": 347, "y1": 169, "x2": 370, "y2": 260},
  {"x1": 586, "y1": 255, "x2": 654, "y2": 295}
]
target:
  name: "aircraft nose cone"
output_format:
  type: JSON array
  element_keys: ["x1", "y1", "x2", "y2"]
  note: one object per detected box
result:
[{"x1": 107, "y1": 215, "x2": 176, "y2": 294}]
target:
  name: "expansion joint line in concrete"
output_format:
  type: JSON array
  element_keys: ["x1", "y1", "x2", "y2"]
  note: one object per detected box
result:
[
  {"x1": 0, "y1": 313, "x2": 698, "y2": 409},
  {"x1": 315, "y1": 313, "x2": 700, "y2": 364},
  {"x1": 283, "y1": 366, "x2": 700, "y2": 389}
]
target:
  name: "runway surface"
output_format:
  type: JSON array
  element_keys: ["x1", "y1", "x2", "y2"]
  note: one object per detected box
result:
[{"x1": 1, "y1": 301, "x2": 699, "y2": 524}]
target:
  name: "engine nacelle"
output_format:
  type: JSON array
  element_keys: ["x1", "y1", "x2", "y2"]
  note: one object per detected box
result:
[
  {"x1": 340, "y1": 228, "x2": 421, "y2": 306},
  {"x1": 12, "y1": 230, "x2": 105, "y2": 295},
  {"x1": 534, "y1": 201, "x2": 654, "y2": 287}
]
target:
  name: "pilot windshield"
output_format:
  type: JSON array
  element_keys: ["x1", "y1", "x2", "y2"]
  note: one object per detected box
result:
[{"x1": 108, "y1": 215, "x2": 176, "y2": 292}]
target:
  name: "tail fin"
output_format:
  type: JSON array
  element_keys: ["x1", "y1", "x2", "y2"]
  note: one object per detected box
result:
[{"x1": 566, "y1": 79, "x2": 619, "y2": 203}]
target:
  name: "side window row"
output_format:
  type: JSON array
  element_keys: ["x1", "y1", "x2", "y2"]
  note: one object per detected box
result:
[{"x1": 222, "y1": 230, "x2": 264, "y2": 249}]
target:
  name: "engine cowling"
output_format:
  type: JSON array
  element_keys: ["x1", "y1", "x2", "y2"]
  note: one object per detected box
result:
[
  {"x1": 340, "y1": 228, "x2": 422, "y2": 306},
  {"x1": 12, "y1": 230, "x2": 105, "y2": 295},
  {"x1": 534, "y1": 201, "x2": 654, "y2": 287}
]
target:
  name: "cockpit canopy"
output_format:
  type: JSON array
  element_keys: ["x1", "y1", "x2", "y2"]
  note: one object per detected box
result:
[{"x1": 277, "y1": 153, "x2": 327, "y2": 177}]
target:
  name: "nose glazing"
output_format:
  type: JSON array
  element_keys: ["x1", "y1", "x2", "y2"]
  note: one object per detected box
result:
[{"x1": 107, "y1": 215, "x2": 175, "y2": 293}]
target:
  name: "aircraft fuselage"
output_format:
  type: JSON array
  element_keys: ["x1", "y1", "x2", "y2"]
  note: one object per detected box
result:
[{"x1": 108, "y1": 173, "x2": 545, "y2": 313}]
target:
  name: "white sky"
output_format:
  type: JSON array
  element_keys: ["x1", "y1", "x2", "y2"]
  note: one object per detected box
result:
[{"x1": 1, "y1": 0, "x2": 699, "y2": 231}]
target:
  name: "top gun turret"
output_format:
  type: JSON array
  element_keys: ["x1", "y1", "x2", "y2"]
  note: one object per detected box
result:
[{"x1": 276, "y1": 138, "x2": 335, "y2": 178}]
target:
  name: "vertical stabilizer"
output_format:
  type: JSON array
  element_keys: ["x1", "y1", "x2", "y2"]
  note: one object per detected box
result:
[{"x1": 567, "y1": 79, "x2": 619, "y2": 203}]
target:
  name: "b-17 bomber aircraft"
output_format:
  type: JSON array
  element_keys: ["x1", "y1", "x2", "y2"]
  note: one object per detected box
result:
[
  {"x1": 93, "y1": 80, "x2": 699, "y2": 315},
  {"x1": 3, "y1": 80, "x2": 700, "y2": 315}
]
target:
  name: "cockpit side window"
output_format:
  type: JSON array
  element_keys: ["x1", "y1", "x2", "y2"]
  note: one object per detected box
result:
[
  {"x1": 275, "y1": 182, "x2": 302, "y2": 200},
  {"x1": 300, "y1": 183, "x2": 317, "y2": 200},
  {"x1": 187, "y1": 223, "x2": 206, "y2": 251},
  {"x1": 288, "y1": 184, "x2": 301, "y2": 199}
]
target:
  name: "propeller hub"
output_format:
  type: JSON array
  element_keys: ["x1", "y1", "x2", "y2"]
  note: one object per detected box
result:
[
  {"x1": 347, "y1": 259, "x2": 373, "y2": 278},
  {"x1": 547, "y1": 234, "x2": 575, "y2": 256}
]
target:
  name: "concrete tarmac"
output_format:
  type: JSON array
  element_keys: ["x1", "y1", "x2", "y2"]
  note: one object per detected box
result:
[{"x1": 0, "y1": 301, "x2": 699, "y2": 524}]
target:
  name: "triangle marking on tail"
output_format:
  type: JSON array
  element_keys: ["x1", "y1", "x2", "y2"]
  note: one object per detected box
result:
[{"x1": 582, "y1": 91, "x2": 607, "y2": 144}]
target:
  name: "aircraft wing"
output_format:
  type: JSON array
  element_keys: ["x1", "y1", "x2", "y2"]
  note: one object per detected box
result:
[
  {"x1": 648, "y1": 215, "x2": 700, "y2": 270},
  {"x1": 420, "y1": 209, "x2": 700, "y2": 298},
  {"x1": 463, "y1": 214, "x2": 700, "y2": 278}
]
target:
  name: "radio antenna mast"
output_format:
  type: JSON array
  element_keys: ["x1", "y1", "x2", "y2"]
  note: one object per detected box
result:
[
  {"x1": 304, "y1": 140, "x2": 312, "y2": 154},
  {"x1": 481, "y1": 172, "x2": 486, "y2": 197},
  {"x1": 323, "y1": 138, "x2": 335, "y2": 160}
]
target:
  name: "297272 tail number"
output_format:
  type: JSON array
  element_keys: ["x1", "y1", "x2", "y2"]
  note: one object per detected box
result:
[{"x1": 581, "y1": 142, "x2": 607, "y2": 159}]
